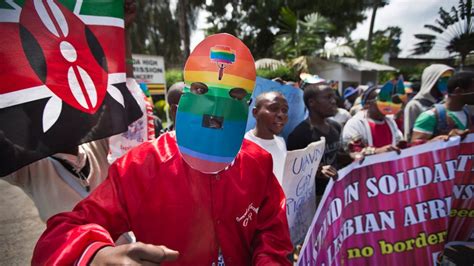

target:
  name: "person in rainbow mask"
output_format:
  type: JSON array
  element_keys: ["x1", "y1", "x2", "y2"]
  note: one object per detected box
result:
[
  {"x1": 32, "y1": 34, "x2": 293, "y2": 265},
  {"x1": 342, "y1": 84, "x2": 405, "y2": 159}
]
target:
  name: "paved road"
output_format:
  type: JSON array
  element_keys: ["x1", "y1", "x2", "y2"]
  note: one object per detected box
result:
[{"x1": 0, "y1": 180, "x2": 44, "y2": 265}]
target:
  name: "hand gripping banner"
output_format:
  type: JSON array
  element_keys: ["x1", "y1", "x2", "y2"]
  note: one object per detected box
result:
[{"x1": 297, "y1": 137, "x2": 471, "y2": 265}]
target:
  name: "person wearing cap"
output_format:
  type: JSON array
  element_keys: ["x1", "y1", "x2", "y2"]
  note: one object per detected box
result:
[
  {"x1": 298, "y1": 73, "x2": 326, "y2": 88},
  {"x1": 343, "y1": 85, "x2": 359, "y2": 110},
  {"x1": 342, "y1": 85, "x2": 404, "y2": 159},
  {"x1": 348, "y1": 85, "x2": 370, "y2": 116}
]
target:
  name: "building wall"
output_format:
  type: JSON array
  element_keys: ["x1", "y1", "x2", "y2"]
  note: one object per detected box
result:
[{"x1": 310, "y1": 58, "x2": 361, "y2": 93}]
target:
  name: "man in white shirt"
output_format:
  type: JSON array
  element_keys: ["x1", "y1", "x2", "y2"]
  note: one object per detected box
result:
[{"x1": 245, "y1": 91, "x2": 288, "y2": 184}]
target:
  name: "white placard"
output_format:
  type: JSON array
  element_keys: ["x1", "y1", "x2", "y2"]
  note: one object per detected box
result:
[{"x1": 282, "y1": 138, "x2": 325, "y2": 245}]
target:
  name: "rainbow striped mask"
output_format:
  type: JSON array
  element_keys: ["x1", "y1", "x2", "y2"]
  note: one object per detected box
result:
[
  {"x1": 176, "y1": 33, "x2": 256, "y2": 173},
  {"x1": 376, "y1": 78, "x2": 406, "y2": 116}
]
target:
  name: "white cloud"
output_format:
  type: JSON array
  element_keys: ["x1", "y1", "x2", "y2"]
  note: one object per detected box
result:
[{"x1": 351, "y1": 0, "x2": 457, "y2": 58}]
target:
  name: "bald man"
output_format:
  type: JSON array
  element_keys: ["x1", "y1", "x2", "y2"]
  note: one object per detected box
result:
[{"x1": 245, "y1": 91, "x2": 289, "y2": 184}]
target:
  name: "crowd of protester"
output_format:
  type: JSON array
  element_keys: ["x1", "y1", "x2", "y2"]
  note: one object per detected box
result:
[
  {"x1": 220, "y1": 65, "x2": 474, "y2": 262},
  {"x1": 250, "y1": 65, "x2": 473, "y2": 203}
]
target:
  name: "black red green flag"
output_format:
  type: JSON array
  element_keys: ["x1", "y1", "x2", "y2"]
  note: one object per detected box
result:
[{"x1": 0, "y1": 0, "x2": 142, "y2": 176}]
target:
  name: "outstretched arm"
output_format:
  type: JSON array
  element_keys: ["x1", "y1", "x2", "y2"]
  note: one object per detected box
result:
[{"x1": 32, "y1": 163, "x2": 131, "y2": 265}]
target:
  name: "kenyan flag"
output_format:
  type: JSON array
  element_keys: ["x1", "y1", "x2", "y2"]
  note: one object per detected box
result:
[{"x1": 0, "y1": 0, "x2": 142, "y2": 176}]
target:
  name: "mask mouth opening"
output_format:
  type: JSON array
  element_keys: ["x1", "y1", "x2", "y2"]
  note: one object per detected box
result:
[{"x1": 202, "y1": 114, "x2": 224, "y2": 129}]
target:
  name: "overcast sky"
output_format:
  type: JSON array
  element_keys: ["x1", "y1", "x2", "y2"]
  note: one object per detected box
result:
[
  {"x1": 191, "y1": 0, "x2": 457, "y2": 59},
  {"x1": 351, "y1": 0, "x2": 456, "y2": 58}
]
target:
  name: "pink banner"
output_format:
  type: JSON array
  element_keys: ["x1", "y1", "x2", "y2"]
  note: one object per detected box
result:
[
  {"x1": 447, "y1": 134, "x2": 474, "y2": 243},
  {"x1": 298, "y1": 137, "x2": 468, "y2": 266}
]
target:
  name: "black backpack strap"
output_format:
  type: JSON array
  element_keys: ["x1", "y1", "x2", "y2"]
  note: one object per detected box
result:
[
  {"x1": 434, "y1": 104, "x2": 447, "y2": 135},
  {"x1": 463, "y1": 105, "x2": 472, "y2": 129},
  {"x1": 416, "y1": 98, "x2": 435, "y2": 108}
]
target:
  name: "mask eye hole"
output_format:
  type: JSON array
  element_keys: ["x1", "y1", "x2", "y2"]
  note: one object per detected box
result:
[
  {"x1": 391, "y1": 94, "x2": 402, "y2": 104},
  {"x1": 190, "y1": 82, "x2": 208, "y2": 95},
  {"x1": 229, "y1": 87, "x2": 247, "y2": 100}
]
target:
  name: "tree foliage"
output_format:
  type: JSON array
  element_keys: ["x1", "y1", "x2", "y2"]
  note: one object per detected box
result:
[
  {"x1": 273, "y1": 8, "x2": 334, "y2": 58},
  {"x1": 412, "y1": 0, "x2": 473, "y2": 67},
  {"x1": 351, "y1": 26, "x2": 401, "y2": 63},
  {"x1": 204, "y1": 0, "x2": 285, "y2": 59},
  {"x1": 256, "y1": 65, "x2": 297, "y2": 81},
  {"x1": 128, "y1": 0, "x2": 375, "y2": 66},
  {"x1": 176, "y1": 0, "x2": 205, "y2": 60},
  {"x1": 285, "y1": 0, "x2": 368, "y2": 36},
  {"x1": 204, "y1": 0, "x2": 368, "y2": 59},
  {"x1": 128, "y1": 0, "x2": 182, "y2": 66}
]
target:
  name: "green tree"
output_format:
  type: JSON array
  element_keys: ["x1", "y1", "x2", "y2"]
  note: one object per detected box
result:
[
  {"x1": 273, "y1": 8, "x2": 334, "y2": 58},
  {"x1": 365, "y1": 0, "x2": 389, "y2": 60},
  {"x1": 129, "y1": 0, "x2": 182, "y2": 65},
  {"x1": 203, "y1": 0, "x2": 368, "y2": 59},
  {"x1": 256, "y1": 65, "x2": 297, "y2": 81},
  {"x1": 412, "y1": 0, "x2": 474, "y2": 68},
  {"x1": 351, "y1": 26, "x2": 401, "y2": 63},
  {"x1": 176, "y1": 0, "x2": 205, "y2": 60},
  {"x1": 204, "y1": 0, "x2": 285, "y2": 59},
  {"x1": 286, "y1": 0, "x2": 367, "y2": 36}
]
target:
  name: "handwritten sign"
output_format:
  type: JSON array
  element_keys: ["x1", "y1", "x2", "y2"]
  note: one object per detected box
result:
[{"x1": 282, "y1": 139, "x2": 325, "y2": 245}]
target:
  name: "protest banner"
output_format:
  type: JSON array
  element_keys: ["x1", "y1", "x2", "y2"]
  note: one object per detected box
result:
[
  {"x1": 447, "y1": 134, "x2": 474, "y2": 243},
  {"x1": 245, "y1": 77, "x2": 307, "y2": 140},
  {"x1": 298, "y1": 137, "x2": 462, "y2": 266},
  {"x1": 282, "y1": 139, "x2": 325, "y2": 245}
]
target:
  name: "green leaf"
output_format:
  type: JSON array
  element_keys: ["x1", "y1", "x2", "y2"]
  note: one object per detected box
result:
[{"x1": 424, "y1": 24, "x2": 444, "y2": 34}]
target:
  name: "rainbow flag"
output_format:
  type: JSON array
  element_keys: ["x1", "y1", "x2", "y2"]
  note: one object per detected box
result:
[{"x1": 210, "y1": 45, "x2": 236, "y2": 64}]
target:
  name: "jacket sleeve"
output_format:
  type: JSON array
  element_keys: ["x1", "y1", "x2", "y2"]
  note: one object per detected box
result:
[
  {"x1": 342, "y1": 117, "x2": 365, "y2": 151},
  {"x1": 31, "y1": 162, "x2": 132, "y2": 265},
  {"x1": 404, "y1": 101, "x2": 421, "y2": 140},
  {"x1": 251, "y1": 161, "x2": 293, "y2": 265}
]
